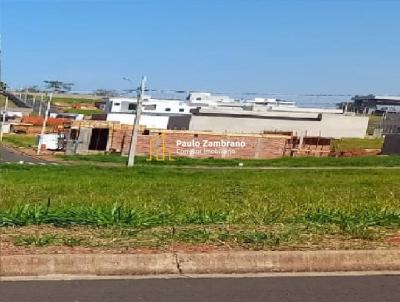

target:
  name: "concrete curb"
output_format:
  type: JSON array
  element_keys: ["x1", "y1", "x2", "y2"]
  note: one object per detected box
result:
[{"x1": 1, "y1": 250, "x2": 400, "y2": 277}]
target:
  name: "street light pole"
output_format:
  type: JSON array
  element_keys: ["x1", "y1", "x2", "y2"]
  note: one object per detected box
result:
[{"x1": 127, "y1": 76, "x2": 146, "y2": 167}]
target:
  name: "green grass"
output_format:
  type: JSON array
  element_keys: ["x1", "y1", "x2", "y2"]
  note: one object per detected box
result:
[
  {"x1": 0, "y1": 95, "x2": 17, "y2": 108},
  {"x1": 367, "y1": 115, "x2": 384, "y2": 135},
  {"x1": 63, "y1": 108, "x2": 103, "y2": 116},
  {"x1": 59, "y1": 154, "x2": 400, "y2": 167},
  {"x1": 25, "y1": 94, "x2": 99, "y2": 106},
  {"x1": 333, "y1": 138, "x2": 384, "y2": 151},
  {"x1": 52, "y1": 97, "x2": 98, "y2": 105},
  {"x1": 60, "y1": 153, "x2": 128, "y2": 164},
  {"x1": 2, "y1": 134, "x2": 37, "y2": 148},
  {"x1": 0, "y1": 164, "x2": 399, "y2": 249}
]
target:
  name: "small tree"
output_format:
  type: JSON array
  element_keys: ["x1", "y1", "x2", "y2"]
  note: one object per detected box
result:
[
  {"x1": 0, "y1": 81, "x2": 7, "y2": 92},
  {"x1": 24, "y1": 85, "x2": 41, "y2": 93},
  {"x1": 43, "y1": 80, "x2": 74, "y2": 93}
]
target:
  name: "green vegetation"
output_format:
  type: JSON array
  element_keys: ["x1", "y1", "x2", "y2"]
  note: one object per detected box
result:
[
  {"x1": 64, "y1": 108, "x2": 103, "y2": 116},
  {"x1": 59, "y1": 154, "x2": 400, "y2": 167},
  {"x1": 60, "y1": 153, "x2": 127, "y2": 164},
  {"x1": 333, "y1": 138, "x2": 384, "y2": 151},
  {"x1": 0, "y1": 94, "x2": 17, "y2": 108},
  {"x1": 25, "y1": 94, "x2": 99, "y2": 106},
  {"x1": 2, "y1": 134, "x2": 37, "y2": 148},
  {"x1": 367, "y1": 115, "x2": 384, "y2": 135},
  {"x1": 51, "y1": 96, "x2": 98, "y2": 106},
  {"x1": 1, "y1": 164, "x2": 399, "y2": 250}
]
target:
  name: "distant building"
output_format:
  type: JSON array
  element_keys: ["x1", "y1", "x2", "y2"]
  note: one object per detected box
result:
[
  {"x1": 102, "y1": 97, "x2": 194, "y2": 130},
  {"x1": 352, "y1": 95, "x2": 400, "y2": 114},
  {"x1": 98, "y1": 93, "x2": 368, "y2": 138},
  {"x1": 188, "y1": 108, "x2": 369, "y2": 139}
]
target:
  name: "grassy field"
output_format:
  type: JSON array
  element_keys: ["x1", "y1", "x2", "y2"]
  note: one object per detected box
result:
[
  {"x1": 2, "y1": 134, "x2": 37, "y2": 148},
  {"x1": 60, "y1": 153, "x2": 400, "y2": 167},
  {"x1": 24, "y1": 94, "x2": 99, "y2": 106},
  {"x1": 51, "y1": 97, "x2": 98, "y2": 105},
  {"x1": 63, "y1": 108, "x2": 103, "y2": 116},
  {"x1": 1, "y1": 164, "x2": 399, "y2": 251},
  {"x1": 0, "y1": 95, "x2": 17, "y2": 108},
  {"x1": 333, "y1": 138, "x2": 383, "y2": 151}
]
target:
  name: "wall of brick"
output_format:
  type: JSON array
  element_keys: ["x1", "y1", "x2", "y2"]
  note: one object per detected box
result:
[
  {"x1": 71, "y1": 121, "x2": 332, "y2": 159},
  {"x1": 109, "y1": 129, "x2": 289, "y2": 159}
]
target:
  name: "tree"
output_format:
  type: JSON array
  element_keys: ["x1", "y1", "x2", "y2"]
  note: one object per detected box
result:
[
  {"x1": 23, "y1": 85, "x2": 41, "y2": 93},
  {"x1": 0, "y1": 81, "x2": 7, "y2": 92},
  {"x1": 43, "y1": 80, "x2": 74, "y2": 93}
]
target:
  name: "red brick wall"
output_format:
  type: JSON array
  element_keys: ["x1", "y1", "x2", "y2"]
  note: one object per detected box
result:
[
  {"x1": 110, "y1": 130, "x2": 289, "y2": 159},
  {"x1": 71, "y1": 121, "x2": 332, "y2": 159}
]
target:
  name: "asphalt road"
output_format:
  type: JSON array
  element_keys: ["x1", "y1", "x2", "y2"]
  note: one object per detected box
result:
[
  {"x1": 0, "y1": 146, "x2": 46, "y2": 164},
  {"x1": 0, "y1": 275, "x2": 399, "y2": 302}
]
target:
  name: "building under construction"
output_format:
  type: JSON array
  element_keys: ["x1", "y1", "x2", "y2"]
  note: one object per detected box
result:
[{"x1": 67, "y1": 120, "x2": 332, "y2": 160}]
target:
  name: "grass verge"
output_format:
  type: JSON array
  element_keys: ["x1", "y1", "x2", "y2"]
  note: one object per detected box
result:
[
  {"x1": 1, "y1": 134, "x2": 37, "y2": 148},
  {"x1": 59, "y1": 154, "x2": 400, "y2": 167},
  {"x1": 1, "y1": 164, "x2": 400, "y2": 251}
]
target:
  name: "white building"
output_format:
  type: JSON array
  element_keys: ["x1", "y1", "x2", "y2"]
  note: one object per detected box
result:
[
  {"x1": 187, "y1": 92, "x2": 235, "y2": 105},
  {"x1": 101, "y1": 92, "x2": 364, "y2": 138},
  {"x1": 104, "y1": 97, "x2": 194, "y2": 129},
  {"x1": 105, "y1": 97, "x2": 193, "y2": 115},
  {"x1": 189, "y1": 108, "x2": 369, "y2": 138}
]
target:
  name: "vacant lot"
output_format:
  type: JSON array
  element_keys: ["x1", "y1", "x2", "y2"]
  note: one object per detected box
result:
[
  {"x1": 0, "y1": 164, "x2": 399, "y2": 252},
  {"x1": 333, "y1": 138, "x2": 384, "y2": 151}
]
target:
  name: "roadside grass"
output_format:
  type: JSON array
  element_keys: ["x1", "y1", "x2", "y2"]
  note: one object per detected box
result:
[
  {"x1": 1, "y1": 164, "x2": 400, "y2": 250},
  {"x1": 59, "y1": 154, "x2": 400, "y2": 167},
  {"x1": 2, "y1": 134, "x2": 37, "y2": 148}
]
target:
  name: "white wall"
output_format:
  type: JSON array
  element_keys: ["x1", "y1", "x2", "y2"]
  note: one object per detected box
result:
[
  {"x1": 106, "y1": 97, "x2": 193, "y2": 114},
  {"x1": 106, "y1": 113, "x2": 170, "y2": 129},
  {"x1": 189, "y1": 113, "x2": 369, "y2": 138}
]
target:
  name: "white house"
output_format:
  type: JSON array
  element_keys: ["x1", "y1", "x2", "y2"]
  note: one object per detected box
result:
[{"x1": 105, "y1": 97, "x2": 194, "y2": 115}]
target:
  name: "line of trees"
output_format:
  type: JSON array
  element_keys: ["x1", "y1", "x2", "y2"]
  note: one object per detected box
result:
[{"x1": 2, "y1": 80, "x2": 119, "y2": 97}]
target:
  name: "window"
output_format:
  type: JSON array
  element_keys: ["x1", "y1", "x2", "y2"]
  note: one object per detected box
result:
[
  {"x1": 165, "y1": 108, "x2": 171, "y2": 112},
  {"x1": 128, "y1": 103, "x2": 137, "y2": 110},
  {"x1": 114, "y1": 102, "x2": 121, "y2": 107},
  {"x1": 196, "y1": 97, "x2": 202, "y2": 101},
  {"x1": 144, "y1": 104, "x2": 156, "y2": 110},
  {"x1": 179, "y1": 108, "x2": 184, "y2": 112}
]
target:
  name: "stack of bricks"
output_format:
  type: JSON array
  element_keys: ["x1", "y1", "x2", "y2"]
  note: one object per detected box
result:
[{"x1": 294, "y1": 137, "x2": 332, "y2": 157}]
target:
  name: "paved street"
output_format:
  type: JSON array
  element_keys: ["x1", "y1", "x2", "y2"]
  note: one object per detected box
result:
[
  {"x1": 0, "y1": 275, "x2": 399, "y2": 302},
  {"x1": 0, "y1": 146, "x2": 47, "y2": 164}
]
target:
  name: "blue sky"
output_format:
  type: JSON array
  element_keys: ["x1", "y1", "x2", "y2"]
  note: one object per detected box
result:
[{"x1": 1, "y1": 0, "x2": 400, "y2": 95}]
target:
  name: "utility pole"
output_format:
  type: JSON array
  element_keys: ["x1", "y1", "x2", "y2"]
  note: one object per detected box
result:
[
  {"x1": 127, "y1": 76, "x2": 146, "y2": 167},
  {"x1": 37, "y1": 93, "x2": 52, "y2": 155},
  {"x1": 38, "y1": 93, "x2": 44, "y2": 116},
  {"x1": 0, "y1": 34, "x2": 2, "y2": 85},
  {"x1": 0, "y1": 96, "x2": 8, "y2": 142}
]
